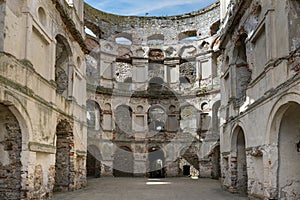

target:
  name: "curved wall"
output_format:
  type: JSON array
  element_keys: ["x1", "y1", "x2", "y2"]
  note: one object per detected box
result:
[{"x1": 84, "y1": 1, "x2": 222, "y2": 178}]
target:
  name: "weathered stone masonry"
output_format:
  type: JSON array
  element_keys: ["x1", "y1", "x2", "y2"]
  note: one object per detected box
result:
[
  {"x1": 1, "y1": 0, "x2": 299, "y2": 199},
  {"x1": 219, "y1": 0, "x2": 300, "y2": 199},
  {"x1": 0, "y1": 104, "x2": 22, "y2": 200},
  {"x1": 0, "y1": 0, "x2": 87, "y2": 199},
  {"x1": 84, "y1": 1, "x2": 222, "y2": 178}
]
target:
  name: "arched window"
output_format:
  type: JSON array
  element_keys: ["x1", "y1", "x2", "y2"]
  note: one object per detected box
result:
[
  {"x1": 115, "y1": 105, "x2": 132, "y2": 135},
  {"x1": 180, "y1": 105, "x2": 199, "y2": 132},
  {"x1": 55, "y1": 35, "x2": 72, "y2": 98},
  {"x1": 86, "y1": 100, "x2": 101, "y2": 130},
  {"x1": 211, "y1": 100, "x2": 221, "y2": 135},
  {"x1": 115, "y1": 33, "x2": 132, "y2": 45},
  {"x1": 178, "y1": 30, "x2": 198, "y2": 42},
  {"x1": 233, "y1": 32, "x2": 251, "y2": 102},
  {"x1": 38, "y1": 7, "x2": 47, "y2": 26},
  {"x1": 148, "y1": 105, "x2": 166, "y2": 132},
  {"x1": 147, "y1": 34, "x2": 164, "y2": 45},
  {"x1": 180, "y1": 105, "x2": 198, "y2": 120}
]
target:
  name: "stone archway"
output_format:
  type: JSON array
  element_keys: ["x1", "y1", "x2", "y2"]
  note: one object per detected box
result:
[
  {"x1": 86, "y1": 145, "x2": 102, "y2": 178},
  {"x1": 148, "y1": 147, "x2": 165, "y2": 178},
  {"x1": 277, "y1": 103, "x2": 300, "y2": 199},
  {"x1": 54, "y1": 120, "x2": 74, "y2": 192},
  {"x1": 231, "y1": 126, "x2": 247, "y2": 194},
  {"x1": 113, "y1": 146, "x2": 134, "y2": 177},
  {"x1": 0, "y1": 104, "x2": 22, "y2": 199}
]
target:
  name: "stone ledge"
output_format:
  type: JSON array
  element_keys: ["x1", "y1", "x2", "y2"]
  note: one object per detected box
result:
[
  {"x1": 29, "y1": 142, "x2": 56, "y2": 154},
  {"x1": 76, "y1": 150, "x2": 87, "y2": 157}
]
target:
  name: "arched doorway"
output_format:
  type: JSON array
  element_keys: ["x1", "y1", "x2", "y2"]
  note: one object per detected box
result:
[
  {"x1": 54, "y1": 120, "x2": 74, "y2": 192},
  {"x1": 86, "y1": 145, "x2": 102, "y2": 178},
  {"x1": 231, "y1": 126, "x2": 247, "y2": 194},
  {"x1": 113, "y1": 146, "x2": 134, "y2": 177},
  {"x1": 0, "y1": 104, "x2": 22, "y2": 199},
  {"x1": 148, "y1": 147, "x2": 165, "y2": 178},
  {"x1": 277, "y1": 103, "x2": 300, "y2": 199}
]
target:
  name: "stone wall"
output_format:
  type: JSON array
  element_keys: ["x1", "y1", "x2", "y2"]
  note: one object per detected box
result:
[
  {"x1": 84, "y1": 0, "x2": 222, "y2": 178},
  {"x1": 219, "y1": 0, "x2": 300, "y2": 198},
  {"x1": 0, "y1": 0, "x2": 87, "y2": 198},
  {"x1": 0, "y1": 104, "x2": 22, "y2": 200}
]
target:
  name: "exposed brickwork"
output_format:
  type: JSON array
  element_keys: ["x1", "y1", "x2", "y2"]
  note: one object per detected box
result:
[
  {"x1": 75, "y1": 157, "x2": 87, "y2": 190},
  {"x1": 54, "y1": 120, "x2": 75, "y2": 192},
  {"x1": 0, "y1": 0, "x2": 87, "y2": 199},
  {"x1": 0, "y1": 104, "x2": 22, "y2": 200}
]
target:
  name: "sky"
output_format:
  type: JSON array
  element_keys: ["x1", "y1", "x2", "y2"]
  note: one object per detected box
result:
[{"x1": 84, "y1": 0, "x2": 217, "y2": 17}]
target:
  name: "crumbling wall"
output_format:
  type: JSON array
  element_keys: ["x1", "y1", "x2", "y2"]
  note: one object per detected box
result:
[
  {"x1": 75, "y1": 156, "x2": 86, "y2": 190},
  {"x1": 115, "y1": 62, "x2": 133, "y2": 82},
  {"x1": 84, "y1": 0, "x2": 221, "y2": 180},
  {"x1": 0, "y1": 0, "x2": 87, "y2": 199},
  {"x1": 0, "y1": 104, "x2": 22, "y2": 200},
  {"x1": 180, "y1": 62, "x2": 196, "y2": 84}
]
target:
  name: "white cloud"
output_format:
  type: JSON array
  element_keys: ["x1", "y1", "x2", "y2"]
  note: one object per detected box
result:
[
  {"x1": 85, "y1": 0, "x2": 215, "y2": 16},
  {"x1": 123, "y1": 0, "x2": 205, "y2": 15}
]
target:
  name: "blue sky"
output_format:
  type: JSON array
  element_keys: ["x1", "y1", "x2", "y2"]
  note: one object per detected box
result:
[{"x1": 84, "y1": 0, "x2": 217, "y2": 16}]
